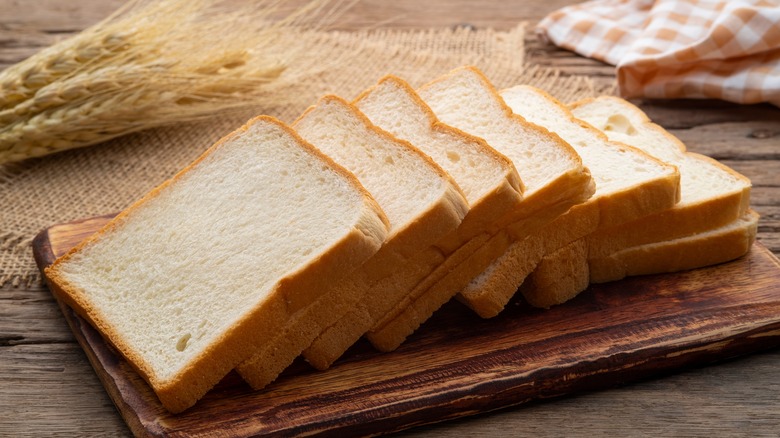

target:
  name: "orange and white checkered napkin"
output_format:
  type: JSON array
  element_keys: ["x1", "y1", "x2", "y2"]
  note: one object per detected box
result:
[{"x1": 537, "y1": 0, "x2": 780, "y2": 106}]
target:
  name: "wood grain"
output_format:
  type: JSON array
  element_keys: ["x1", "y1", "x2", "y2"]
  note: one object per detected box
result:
[{"x1": 30, "y1": 215, "x2": 780, "y2": 437}]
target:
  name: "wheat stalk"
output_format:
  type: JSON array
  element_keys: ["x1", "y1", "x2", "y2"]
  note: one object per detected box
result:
[{"x1": 0, "y1": 0, "x2": 347, "y2": 163}]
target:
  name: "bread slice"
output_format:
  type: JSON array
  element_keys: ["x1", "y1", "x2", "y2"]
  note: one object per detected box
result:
[
  {"x1": 526, "y1": 209, "x2": 758, "y2": 291},
  {"x1": 458, "y1": 85, "x2": 681, "y2": 315},
  {"x1": 300, "y1": 76, "x2": 524, "y2": 370},
  {"x1": 43, "y1": 116, "x2": 389, "y2": 413},
  {"x1": 517, "y1": 238, "x2": 590, "y2": 306},
  {"x1": 572, "y1": 96, "x2": 752, "y2": 256},
  {"x1": 589, "y1": 210, "x2": 759, "y2": 282},
  {"x1": 364, "y1": 66, "x2": 596, "y2": 352},
  {"x1": 521, "y1": 96, "x2": 753, "y2": 306},
  {"x1": 235, "y1": 96, "x2": 469, "y2": 388}
]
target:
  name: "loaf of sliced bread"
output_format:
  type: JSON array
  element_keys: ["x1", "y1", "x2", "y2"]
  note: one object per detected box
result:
[
  {"x1": 235, "y1": 96, "x2": 469, "y2": 387},
  {"x1": 521, "y1": 96, "x2": 753, "y2": 305},
  {"x1": 301, "y1": 76, "x2": 524, "y2": 370},
  {"x1": 365, "y1": 66, "x2": 596, "y2": 352},
  {"x1": 458, "y1": 85, "x2": 681, "y2": 315},
  {"x1": 44, "y1": 116, "x2": 389, "y2": 413}
]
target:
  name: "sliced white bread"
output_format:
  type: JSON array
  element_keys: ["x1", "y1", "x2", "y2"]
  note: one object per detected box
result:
[
  {"x1": 44, "y1": 116, "x2": 389, "y2": 413},
  {"x1": 518, "y1": 238, "x2": 590, "y2": 305},
  {"x1": 235, "y1": 96, "x2": 469, "y2": 388},
  {"x1": 589, "y1": 209, "x2": 759, "y2": 282},
  {"x1": 526, "y1": 209, "x2": 758, "y2": 292},
  {"x1": 364, "y1": 66, "x2": 596, "y2": 352},
  {"x1": 356, "y1": 75, "x2": 525, "y2": 247},
  {"x1": 572, "y1": 96, "x2": 752, "y2": 257},
  {"x1": 458, "y1": 85, "x2": 681, "y2": 315},
  {"x1": 521, "y1": 96, "x2": 753, "y2": 306},
  {"x1": 301, "y1": 76, "x2": 524, "y2": 370}
]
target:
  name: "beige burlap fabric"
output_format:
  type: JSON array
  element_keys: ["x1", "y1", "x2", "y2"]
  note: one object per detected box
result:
[{"x1": 0, "y1": 24, "x2": 612, "y2": 287}]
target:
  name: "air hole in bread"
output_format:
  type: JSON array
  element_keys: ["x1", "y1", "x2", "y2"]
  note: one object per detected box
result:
[
  {"x1": 384, "y1": 156, "x2": 395, "y2": 165},
  {"x1": 176, "y1": 333, "x2": 191, "y2": 352},
  {"x1": 604, "y1": 115, "x2": 638, "y2": 136},
  {"x1": 446, "y1": 150, "x2": 461, "y2": 163}
]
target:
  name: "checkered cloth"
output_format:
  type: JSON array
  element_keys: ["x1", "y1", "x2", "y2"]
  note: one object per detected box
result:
[{"x1": 537, "y1": 0, "x2": 780, "y2": 106}]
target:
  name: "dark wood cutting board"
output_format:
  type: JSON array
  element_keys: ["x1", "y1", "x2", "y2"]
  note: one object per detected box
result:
[{"x1": 33, "y1": 214, "x2": 780, "y2": 437}]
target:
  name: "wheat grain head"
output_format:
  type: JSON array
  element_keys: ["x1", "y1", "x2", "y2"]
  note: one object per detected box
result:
[{"x1": 0, "y1": 0, "x2": 349, "y2": 163}]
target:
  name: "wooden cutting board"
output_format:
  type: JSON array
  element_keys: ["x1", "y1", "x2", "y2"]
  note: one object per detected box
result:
[{"x1": 33, "y1": 214, "x2": 780, "y2": 437}]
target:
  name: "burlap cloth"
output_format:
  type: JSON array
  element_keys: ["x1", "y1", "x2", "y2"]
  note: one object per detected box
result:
[{"x1": 0, "y1": 24, "x2": 613, "y2": 287}]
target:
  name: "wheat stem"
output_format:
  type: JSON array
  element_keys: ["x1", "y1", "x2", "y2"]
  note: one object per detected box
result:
[{"x1": 0, "y1": 0, "x2": 345, "y2": 163}]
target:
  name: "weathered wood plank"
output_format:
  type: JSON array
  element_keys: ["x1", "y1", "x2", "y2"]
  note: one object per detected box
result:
[
  {"x1": 634, "y1": 100, "x2": 780, "y2": 130},
  {"x1": 748, "y1": 187, "x2": 779, "y2": 207},
  {"x1": 753, "y1": 205, "x2": 779, "y2": 253},
  {"x1": 0, "y1": 284, "x2": 74, "y2": 345},
  {"x1": 3, "y1": 343, "x2": 778, "y2": 438},
  {"x1": 399, "y1": 349, "x2": 780, "y2": 438},
  {"x1": 669, "y1": 121, "x2": 780, "y2": 160},
  {"x1": 0, "y1": 343, "x2": 129, "y2": 437},
  {"x1": 0, "y1": 0, "x2": 125, "y2": 66},
  {"x1": 326, "y1": 0, "x2": 581, "y2": 30},
  {"x1": 524, "y1": 37, "x2": 615, "y2": 75}
]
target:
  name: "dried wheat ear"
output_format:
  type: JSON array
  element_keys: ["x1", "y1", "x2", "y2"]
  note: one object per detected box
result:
[{"x1": 0, "y1": 0, "x2": 345, "y2": 163}]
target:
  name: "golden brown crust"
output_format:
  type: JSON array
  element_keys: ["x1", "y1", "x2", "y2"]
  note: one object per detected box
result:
[
  {"x1": 451, "y1": 67, "x2": 595, "y2": 232},
  {"x1": 361, "y1": 74, "x2": 525, "y2": 196},
  {"x1": 355, "y1": 75, "x2": 526, "y2": 252},
  {"x1": 463, "y1": 164, "x2": 681, "y2": 315},
  {"x1": 302, "y1": 244, "x2": 447, "y2": 369},
  {"x1": 460, "y1": 202, "x2": 600, "y2": 317},
  {"x1": 574, "y1": 97, "x2": 752, "y2": 257},
  {"x1": 525, "y1": 209, "x2": 758, "y2": 308},
  {"x1": 367, "y1": 228, "x2": 513, "y2": 351},
  {"x1": 236, "y1": 264, "x2": 368, "y2": 389},
  {"x1": 456, "y1": 86, "x2": 682, "y2": 316},
  {"x1": 504, "y1": 85, "x2": 682, "y2": 230},
  {"x1": 294, "y1": 94, "x2": 470, "y2": 259},
  {"x1": 44, "y1": 116, "x2": 389, "y2": 413},
  {"x1": 590, "y1": 210, "x2": 759, "y2": 283},
  {"x1": 363, "y1": 69, "x2": 599, "y2": 349},
  {"x1": 588, "y1": 184, "x2": 750, "y2": 258},
  {"x1": 367, "y1": 179, "x2": 599, "y2": 344},
  {"x1": 236, "y1": 93, "x2": 471, "y2": 385},
  {"x1": 368, "y1": 229, "x2": 520, "y2": 350},
  {"x1": 296, "y1": 76, "x2": 529, "y2": 370},
  {"x1": 520, "y1": 239, "x2": 590, "y2": 309},
  {"x1": 302, "y1": 302, "x2": 373, "y2": 370}
]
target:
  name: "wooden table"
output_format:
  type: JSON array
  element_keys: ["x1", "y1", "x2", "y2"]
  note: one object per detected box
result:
[{"x1": 2, "y1": 1, "x2": 779, "y2": 436}]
